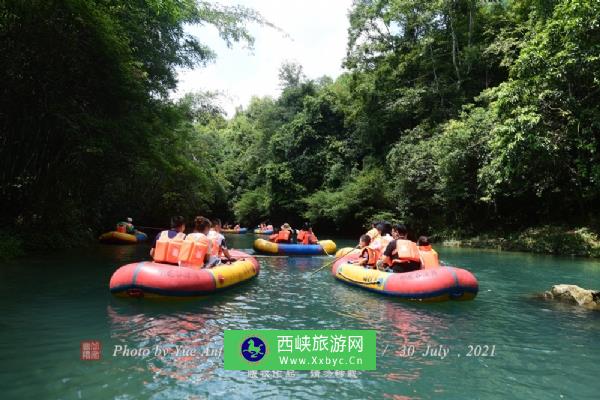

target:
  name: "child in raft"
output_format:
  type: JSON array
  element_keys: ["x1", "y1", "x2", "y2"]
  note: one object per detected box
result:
[{"x1": 356, "y1": 234, "x2": 377, "y2": 269}]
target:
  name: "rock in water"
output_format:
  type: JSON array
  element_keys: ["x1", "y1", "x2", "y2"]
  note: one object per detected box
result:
[{"x1": 542, "y1": 284, "x2": 600, "y2": 311}]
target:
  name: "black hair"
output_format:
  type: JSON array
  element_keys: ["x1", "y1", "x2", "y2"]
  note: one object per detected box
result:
[
  {"x1": 170, "y1": 216, "x2": 186, "y2": 229},
  {"x1": 381, "y1": 221, "x2": 392, "y2": 236},
  {"x1": 212, "y1": 218, "x2": 222, "y2": 227},
  {"x1": 393, "y1": 224, "x2": 408, "y2": 235},
  {"x1": 417, "y1": 236, "x2": 430, "y2": 246},
  {"x1": 194, "y1": 216, "x2": 212, "y2": 232},
  {"x1": 360, "y1": 234, "x2": 371, "y2": 245},
  {"x1": 303, "y1": 222, "x2": 311, "y2": 230}
]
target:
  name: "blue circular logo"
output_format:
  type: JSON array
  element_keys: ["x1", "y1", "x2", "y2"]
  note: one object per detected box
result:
[{"x1": 241, "y1": 336, "x2": 266, "y2": 362}]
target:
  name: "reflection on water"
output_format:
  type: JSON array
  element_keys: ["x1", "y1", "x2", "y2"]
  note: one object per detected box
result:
[{"x1": 0, "y1": 237, "x2": 599, "y2": 399}]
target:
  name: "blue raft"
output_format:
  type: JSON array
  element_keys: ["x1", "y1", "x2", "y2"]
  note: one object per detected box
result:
[{"x1": 253, "y1": 238, "x2": 337, "y2": 256}]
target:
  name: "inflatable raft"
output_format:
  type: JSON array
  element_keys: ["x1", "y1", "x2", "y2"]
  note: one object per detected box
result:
[
  {"x1": 254, "y1": 238, "x2": 336, "y2": 256},
  {"x1": 332, "y1": 252, "x2": 478, "y2": 302},
  {"x1": 99, "y1": 231, "x2": 148, "y2": 244},
  {"x1": 109, "y1": 250, "x2": 258, "y2": 298},
  {"x1": 222, "y1": 228, "x2": 248, "y2": 234},
  {"x1": 254, "y1": 228, "x2": 274, "y2": 235}
]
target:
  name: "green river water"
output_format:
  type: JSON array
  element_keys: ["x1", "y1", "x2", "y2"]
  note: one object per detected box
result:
[{"x1": 1, "y1": 234, "x2": 599, "y2": 399}]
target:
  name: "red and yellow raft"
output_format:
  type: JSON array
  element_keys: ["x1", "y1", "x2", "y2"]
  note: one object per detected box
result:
[
  {"x1": 331, "y1": 248, "x2": 478, "y2": 302},
  {"x1": 109, "y1": 250, "x2": 258, "y2": 298}
]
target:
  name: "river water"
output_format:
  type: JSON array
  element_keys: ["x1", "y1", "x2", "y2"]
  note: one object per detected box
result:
[{"x1": 1, "y1": 234, "x2": 599, "y2": 399}]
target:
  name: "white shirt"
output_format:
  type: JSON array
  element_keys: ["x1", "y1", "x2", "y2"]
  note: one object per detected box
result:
[{"x1": 208, "y1": 229, "x2": 225, "y2": 248}]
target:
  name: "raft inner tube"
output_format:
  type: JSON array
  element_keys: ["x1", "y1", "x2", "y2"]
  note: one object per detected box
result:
[
  {"x1": 253, "y1": 238, "x2": 336, "y2": 256},
  {"x1": 331, "y1": 252, "x2": 478, "y2": 302},
  {"x1": 100, "y1": 231, "x2": 147, "y2": 244},
  {"x1": 222, "y1": 228, "x2": 248, "y2": 234},
  {"x1": 109, "y1": 249, "x2": 259, "y2": 298},
  {"x1": 254, "y1": 229, "x2": 274, "y2": 235}
]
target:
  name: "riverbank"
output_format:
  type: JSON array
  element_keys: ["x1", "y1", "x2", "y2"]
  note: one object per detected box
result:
[{"x1": 440, "y1": 226, "x2": 600, "y2": 258}]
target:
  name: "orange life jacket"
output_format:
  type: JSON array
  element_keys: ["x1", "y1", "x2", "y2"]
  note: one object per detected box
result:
[
  {"x1": 418, "y1": 245, "x2": 439, "y2": 269},
  {"x1": 116, "y1": 224, "x2": 126, "y2": 233},
  {"x1": 179, "y1": 234, "x2": 209, "y2": 266},
  {"x1": 208, "y1": 232, "x2": 222, "y2": 257},
  {"x1": 274, "y1": 230, "x2": 291, "y2": 243},
  {"x1": 297, "y1": 230, "x2": 318, "y2": 245},
  {"x1": 361, "y1": 247, "x2": 377, "y2": 267},
  {"x1": 269, "y1": 233, "x2": 278, "y2": 242},
  {"x1": 387, "y1": 239, "x2": 421, "y2": 272},
  {"x1": 153, "y1": 231, "x2": 186, "y2": 264}
]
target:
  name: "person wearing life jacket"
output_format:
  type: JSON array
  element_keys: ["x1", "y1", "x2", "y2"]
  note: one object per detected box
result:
[
  {"x1": 208, "y1": 218, "x2": 234, "y2": 265},
  {"x1": 271, "y1": 223, "x2": 293, "y2": 243},
  {"x1": 381, "y1": 225, "x2": 422, "y2": 273},
  {"x1": 175, "y1": 216, "x2": 212, "y2": 268},
  {"x1": 297, "y1": 222, "x2": 318, "y2": 245},
  {"x1": 417, "y1": 236, "x2": 439, "y2": 269},
  {"x1": 356, "y1": 234, "x2": 377, "y2": 268},
  {"x1": 150, "y1": 216, "x2": 187, "y2": 262},
  {"x1": 117, "y1": 217, "x2": 135, "y2": 234},
  {"x1": 377, "y1": 224, "x2": 421, "y2": 272}
]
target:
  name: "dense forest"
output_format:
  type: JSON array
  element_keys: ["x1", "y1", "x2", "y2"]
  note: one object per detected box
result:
[{"x1": 2, "y1": 0, "x2": 600, "y2": 256}]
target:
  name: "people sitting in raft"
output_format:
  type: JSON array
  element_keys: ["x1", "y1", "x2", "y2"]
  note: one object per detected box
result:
[
  {"x1": 117, "y1": 217, "x2": 136, "y2": 234},
  {"x1": 234, "y1": 224, "x2": 241, "y2": 231},
  {"x1": 296, "y1": 222, "x2": 318, "y2": 245},
  {"x1": 208, "y1": 218, "x2": 235, "y2": 265},
  {"x1": 357, "y1": 234, "x2": 377, "y2": 269},
  {"x1": 379, "y1": 224, "x2": 422, "y2": 273},
  {"x1": 150, "y1": 216, "x2": 186, "y2": 258},
  {"x1": 417, "y1": 236, "x2": 440, "y2": 269},
  {"x1": 270, "y1": 223, "x2": 293, "y2": 243}
]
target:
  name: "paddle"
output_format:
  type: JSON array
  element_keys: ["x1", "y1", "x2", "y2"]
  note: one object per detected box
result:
[{"x1": 310, "y1": 246, "x2": 359, "y2": 276}]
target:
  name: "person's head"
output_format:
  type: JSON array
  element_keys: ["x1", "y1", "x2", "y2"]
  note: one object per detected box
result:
[
  {"x1": 282, "y1": 223, "x2": 292, "y2": 231},
  {"x1": 392, "y1": 224, "x2": 408, "y2": 239},
  {"x1": 380, "y1": 221, "x2": 392, "y2": 236},
  {"x1": 417, "y1": 236, "x2": 430, "y2": 246},
  {"x1": 359, "y1": 234, "x2": 371, "y2": 248},
  {"x1": 126, "y1": 217, "x2": 133, "y2": 223},
  {"x1": 371, "y1": 221, "x2": 380, "y2": 229},
  {"x1": 375, "y1": 222, "x2": 385, "y2": 233},
  {"x1": 212, "y1": 218, "x2": 222, "y2": 232},
  {"x1": 170, "y1": 216, "x2": 186, "y2": 232},
  {"x1": 194, "y1": 216, "x2": 212, "y2": 234},
  {"x1": 303, "y1": 222, "x2": 312, "y2": 232}
]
